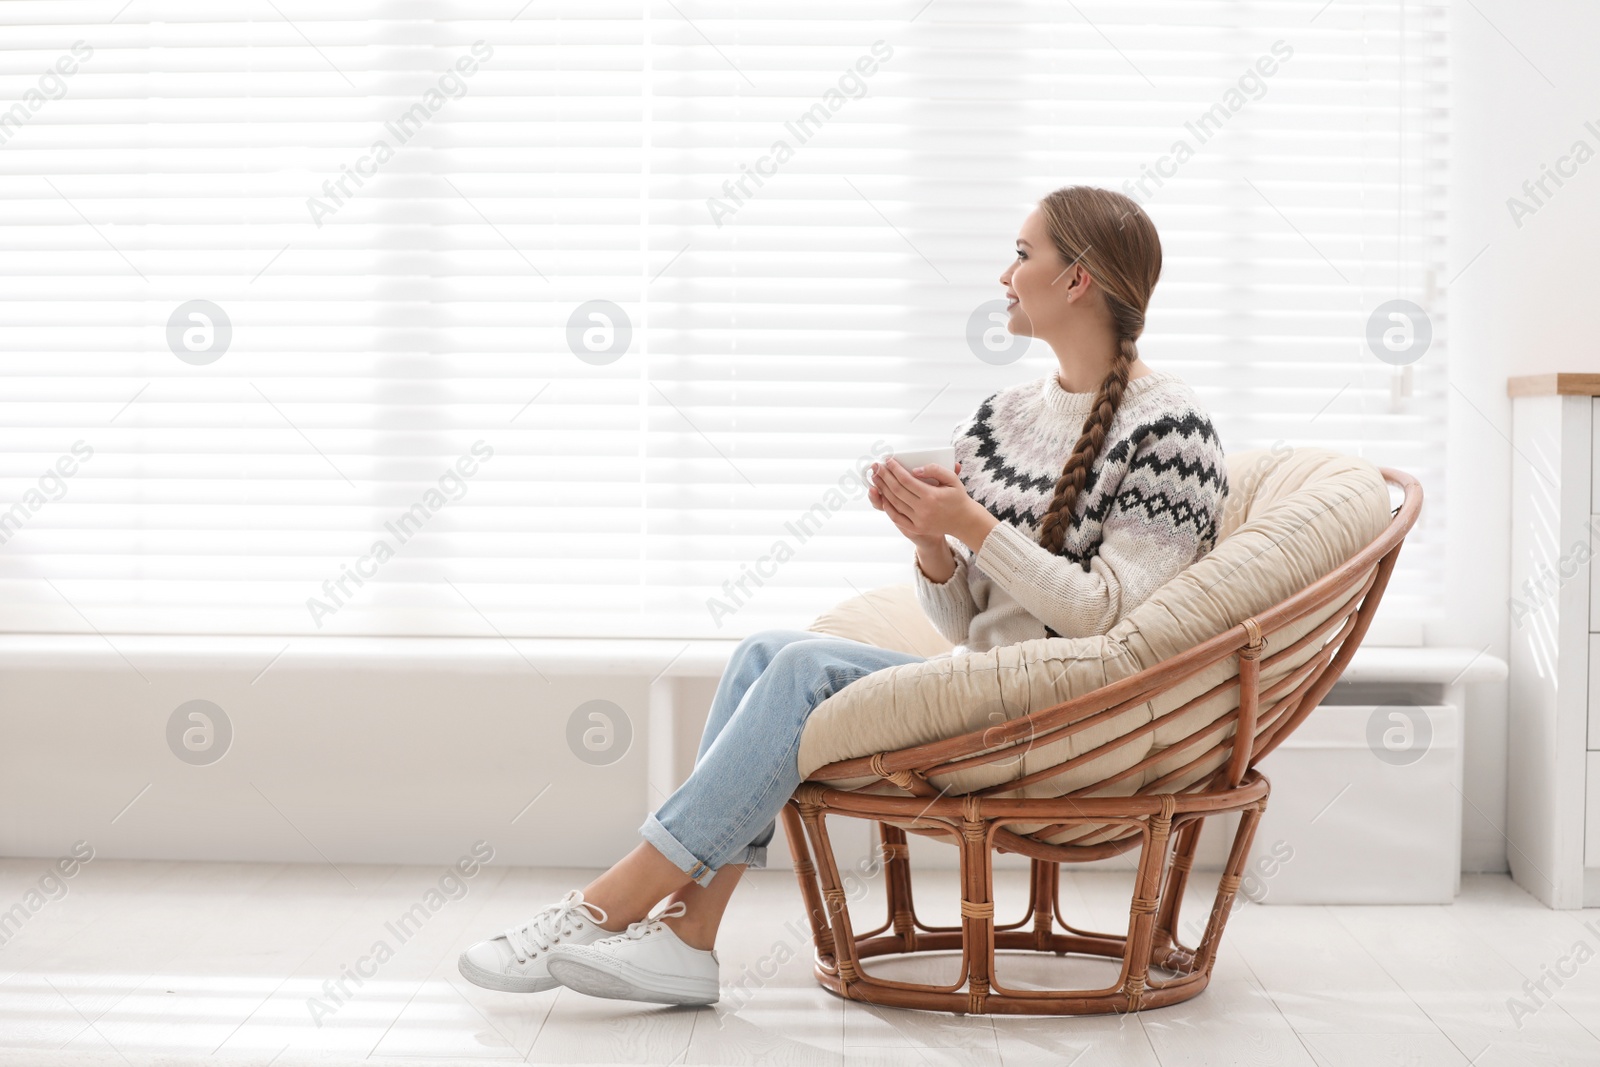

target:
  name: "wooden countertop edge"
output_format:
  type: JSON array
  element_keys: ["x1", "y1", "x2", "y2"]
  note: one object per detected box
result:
[{"x1": 1507, "y1": 373, "x2": 1600, "y2": 397}]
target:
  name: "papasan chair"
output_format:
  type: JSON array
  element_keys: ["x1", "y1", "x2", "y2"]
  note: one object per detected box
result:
[{"x1": 781, "y1": 445, "x2": 1421, "y2": 1016}]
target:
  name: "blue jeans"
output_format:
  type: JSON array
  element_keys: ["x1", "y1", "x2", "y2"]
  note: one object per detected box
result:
[{"x1": 639, "y1": 628, "x2": 928, "y2": 888}]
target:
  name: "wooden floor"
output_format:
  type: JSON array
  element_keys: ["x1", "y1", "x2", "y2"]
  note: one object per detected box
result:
[{"x1": 0, "y1": 857, "x2": 1595, "y2": 1067}]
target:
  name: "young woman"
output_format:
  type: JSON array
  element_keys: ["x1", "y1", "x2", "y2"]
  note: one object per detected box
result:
[{"x1": 458, "y1": 185, "x2": 1229, "y2": 1007}]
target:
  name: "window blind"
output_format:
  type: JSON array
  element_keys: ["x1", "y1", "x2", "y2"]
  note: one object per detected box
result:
[{"x1": 0, "y1": 0, "x2": 1447, "y2": 639}]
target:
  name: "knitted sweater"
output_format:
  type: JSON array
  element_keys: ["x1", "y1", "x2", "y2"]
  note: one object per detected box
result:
[{"x1": 914, "y1": 368, "x2": 1228, "y2": 657}]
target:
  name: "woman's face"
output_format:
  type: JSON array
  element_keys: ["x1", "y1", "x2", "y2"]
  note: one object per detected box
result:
[{"x1": 999, "y1": 206, "x2": 1085, "y2": 338}]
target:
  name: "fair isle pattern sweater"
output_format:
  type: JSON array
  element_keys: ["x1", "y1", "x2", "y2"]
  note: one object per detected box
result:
[{"x1": 915, "y1": 369, "x2": 1229, "y2": 657}]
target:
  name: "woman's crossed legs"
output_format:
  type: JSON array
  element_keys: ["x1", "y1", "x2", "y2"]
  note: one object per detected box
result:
[
  {"x1": 456, "y1": 627, "x2": 925, "y2": 997},
  {"x1": 576, "y1": 628, "x2": 926, "y2": 948}
]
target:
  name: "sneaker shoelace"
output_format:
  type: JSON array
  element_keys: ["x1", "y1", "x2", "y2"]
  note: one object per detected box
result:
[
  {"x1": 503, "y1": 888, "x2": 610, "y2": 964},
  {"x1": 618, "y1": 899, "x2": 689, "y2": 941}
]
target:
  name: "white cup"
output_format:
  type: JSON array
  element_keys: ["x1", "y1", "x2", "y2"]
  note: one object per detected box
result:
[{"x1": 869, "y1": 445, "x2": 957, "y2": 485}]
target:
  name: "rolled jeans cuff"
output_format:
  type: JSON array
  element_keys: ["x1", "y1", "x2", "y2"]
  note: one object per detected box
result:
[
  {"x1": 639, "y1": 812, "x2": 714, "y2": 887},
  {"x1": 639, "y1": 812, "x2": 767, "y2": 888}
]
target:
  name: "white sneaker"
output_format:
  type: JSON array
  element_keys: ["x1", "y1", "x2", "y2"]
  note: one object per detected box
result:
[
  {"x1": 545, "y1": 900, "x2": 720, "y2": 1006},
  {"x1": 458, "y1": 888, "x2": 616, "y2": 993}
]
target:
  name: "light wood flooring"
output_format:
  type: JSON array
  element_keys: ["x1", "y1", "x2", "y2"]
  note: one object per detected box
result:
[{"x1": 0, "y1": 857, "x2": 1594, "y2": 1066}]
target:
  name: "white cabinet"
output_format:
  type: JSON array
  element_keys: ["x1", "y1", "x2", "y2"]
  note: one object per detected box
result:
[
  {"x1": 1251, "y1": 704, "x2": 1463, "y2": 904},
  {"x1": 1589, "y1": 754, "x2": 1600, "y2": 868},
  {"x1": 1591, "y1": 636, "x2": 1600, "y2": 753},
  {"x1": 1506, "y1": 376, "x2": 1600, "y2": 908}
]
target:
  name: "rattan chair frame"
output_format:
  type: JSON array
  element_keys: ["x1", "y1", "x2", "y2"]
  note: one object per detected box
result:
[{"x1": 781, "y1": 467, "x2": 1422, "y2": 1015}]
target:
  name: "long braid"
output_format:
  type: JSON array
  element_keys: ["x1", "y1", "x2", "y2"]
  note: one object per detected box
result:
[
  {"x1": 1029, "y1": 185, "x2": 1161, "y2": 559},
  {"x1": 1037, "y1": 334, "x2": 1135, "y2": 556}
]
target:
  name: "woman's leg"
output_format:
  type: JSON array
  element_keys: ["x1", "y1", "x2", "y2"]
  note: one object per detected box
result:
[
  {"x1": 690, "y1": 629, "x2": 829, "y2": 767},
  {"x1": 657, "y1": 861, "x2": 745, "y2": 950},
  {"x1": 576, "y1": 630, "x2": 822, "y2": 932},
  {"x1": 579, "y1": 631, "x2": 926, "y2": 944},
  {"x1": 457, "y1": 633, "x2": 857, "y2": 991}
]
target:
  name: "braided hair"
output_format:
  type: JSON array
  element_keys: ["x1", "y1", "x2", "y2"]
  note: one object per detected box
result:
[{"x1": 1032, "y1": 186, "x2": 1163, "y2": 557}]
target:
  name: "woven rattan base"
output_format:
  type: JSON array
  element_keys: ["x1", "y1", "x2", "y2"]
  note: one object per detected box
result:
[{"x1": 781, "y1": 773, "x2": 1271, "y2": 1016}]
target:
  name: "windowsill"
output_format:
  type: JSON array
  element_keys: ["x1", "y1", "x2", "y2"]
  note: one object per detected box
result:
[
  {"x1": 1326, "y1": 645, "x2": 1505, "y2": 687},
  {"x1": 0, "y1": 634, "x2": 745, "y2": 678},
  {"x1": 0, "y1": 634, "x2": 1508, "y2": 685}
]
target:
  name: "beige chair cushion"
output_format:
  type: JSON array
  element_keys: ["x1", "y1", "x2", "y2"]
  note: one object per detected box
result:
[{"x1": 797, "y1": 445, "x2": 1395, "y2": 846}]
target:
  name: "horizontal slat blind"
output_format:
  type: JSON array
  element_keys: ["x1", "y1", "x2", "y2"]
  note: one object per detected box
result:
[{"x1": 0, "y1": 0, "x2": 1446, "y2": 639}]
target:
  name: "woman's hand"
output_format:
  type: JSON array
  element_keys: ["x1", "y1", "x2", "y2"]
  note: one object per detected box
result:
[
  {"x1": 867, "y1": 459, "x2": 959, "y2": 511},
  {"x1": 868, "y1": 458, "x2": 974, "y2": 543}
]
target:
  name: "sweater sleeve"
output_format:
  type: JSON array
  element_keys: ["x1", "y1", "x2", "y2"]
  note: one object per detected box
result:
[
  {"x1": 912, "y1": 536, "x2": 981, "y2": 647},
  {"x1": 972, "y1": 430, "x2": 1225, "y2": 639}
]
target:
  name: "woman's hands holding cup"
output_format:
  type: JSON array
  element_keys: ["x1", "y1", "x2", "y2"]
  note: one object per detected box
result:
[{"x1": 868, "y1": 457, "x2": 975, "y2": 544}]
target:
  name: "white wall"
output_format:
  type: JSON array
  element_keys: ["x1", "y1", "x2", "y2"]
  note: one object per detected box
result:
[
  {"x1": 1445, "y1": 0, "x2": 1600, "y2": 872},
  {"x1": 0, "y1": 641, "x2": 884, "y2": 875}
]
